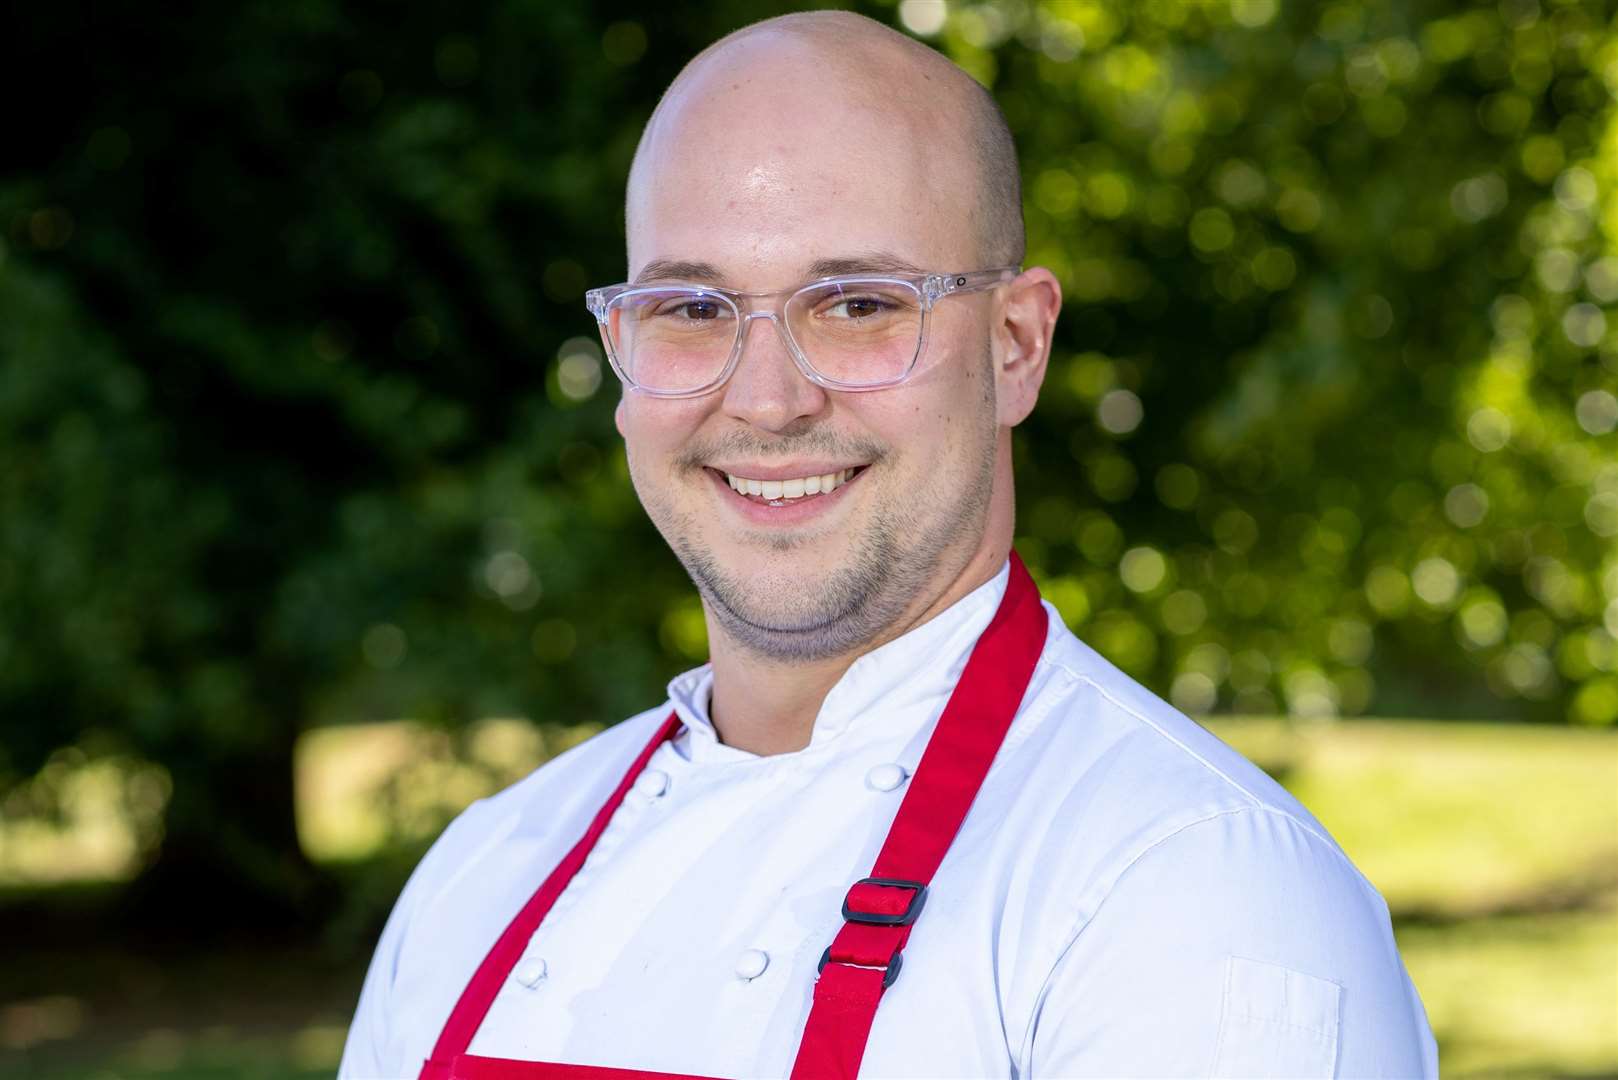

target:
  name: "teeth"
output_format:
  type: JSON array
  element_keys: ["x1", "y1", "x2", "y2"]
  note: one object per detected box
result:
[{"x1": 725, "y1": 467, "x2": 857, "y2": 501}]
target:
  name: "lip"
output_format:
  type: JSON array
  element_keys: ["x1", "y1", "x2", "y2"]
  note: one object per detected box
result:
[{"x1": 704, "y1": 465, "x2": 867, "y2": 526}]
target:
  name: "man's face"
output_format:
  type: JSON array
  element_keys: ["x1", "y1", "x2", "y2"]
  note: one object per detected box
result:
[{"x1": 617, "y1": 43, "x2": 1003, "y2": 661}]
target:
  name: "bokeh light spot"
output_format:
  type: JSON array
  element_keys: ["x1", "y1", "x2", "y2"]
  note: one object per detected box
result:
[
  {"x1": 1466, "y1": 407, "x2": 1512, "y2": 452},
  {"x1": 28, "y1": 207, "x2": 74, "y2": 250},
  {"x1": 1275, "y1": 188, "x2": 1322, "y2": 233},
  {"x1": 1561, "y1": 303, "x2": 1607, "y2": 348},
  {"x1": 1553, "y1": 167, "x2": 1597, "y2": 213},
  {"x1": 1189, "y1": 207, "x2": 1236, "y2": 253},
  {"x1": 1120, "y1": 546, "x2": 1169, "y2": 593},
  {"x1": 1170, "y1": 671, "x2": 1218, "y2": 713},
  {"x1": 1583, "y1": 257, "x2": 1618, "y2": 304},
  {"x1": 897, "y1": 0, "x2": 948, "y2": 36},
  {"x1": 1412, "y1": 557, "x2": 1462, "y2": 608},
  {"x1": 1575, "y1": 390, "x2": 1618, "y2": 435},
  {"x1": 1571, "y1": 678, "x2": 1618, "y2": 725},
  {"x1": 1450, "y1": 174, "x2": 1507, "y2": 222},
  {"x1": 1076, "y1": 514, "x2": 1124, "y2": 565},
  {"x1": 1366, "y1": 565, "x2": 1412, "y2": 617},
  {"x1": 1044, "y1": 576, "x2": 1091, "y2": 627},
  {"x1": 1155, "y1": 463, "x2": 1200, "y2": 509},
  {"x1": 1096, "y1": 388, "x2": 1143, "y2": 435},
  {"x1": 1213, "y1": 508, "x2": 1259, "y2": 555},
  {"x1": 1585, "y1": 493, "x2": 1618, "y2": 538},
  {"x1": 1086, "y1": 452, "x2": 1138, "y2": 501},
  {"x1": 1251, "y1": 246, "x2": 1297, "y2": 290},
  {"x1": 1161, "y1": 589, "x2": 1207, "y2": 635},
  {"x1": 1458, "y1": 594, "x2": 1509, "y2": 649},
  {"x1": 484, "y1": 551, "x2": 538, "y2": 609},
  {"x1": 1444, "y1": 483, "x2": 1490, "y2": 528},
  {"x1": 556, "y1": 337, "x2": 604, "y2": 403},
  {"x1": 1229, "y1": 0, "x2": 1278, "y2": 29}
]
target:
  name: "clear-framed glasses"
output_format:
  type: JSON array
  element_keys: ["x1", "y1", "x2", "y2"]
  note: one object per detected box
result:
[{"x1": 585, "y1": 267, "x2": 1019, "y2": 398}]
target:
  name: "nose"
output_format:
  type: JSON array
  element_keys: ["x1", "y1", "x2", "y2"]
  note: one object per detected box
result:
[{"x1": 719, "y1": 312, "x2": 830, "y2": 433}]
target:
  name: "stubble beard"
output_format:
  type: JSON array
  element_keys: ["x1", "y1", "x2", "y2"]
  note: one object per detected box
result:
[{"x1": 634, "y1": 351, "x2": 999, "y2": 664}]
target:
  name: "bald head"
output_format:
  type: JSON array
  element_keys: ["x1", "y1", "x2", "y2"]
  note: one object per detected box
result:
[{"x1": 627, "y1": 11, "x2": 1024, "y2": 270}]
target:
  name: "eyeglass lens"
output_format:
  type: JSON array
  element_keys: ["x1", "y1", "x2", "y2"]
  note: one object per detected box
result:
[{"x1": 605, "y1": 279, "x2": 924, "y2": 392}]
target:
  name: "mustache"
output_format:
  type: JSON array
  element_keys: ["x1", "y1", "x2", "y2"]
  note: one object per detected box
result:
[{"x1": 675, "y1": 429, "x2": 889, "y2": 471}]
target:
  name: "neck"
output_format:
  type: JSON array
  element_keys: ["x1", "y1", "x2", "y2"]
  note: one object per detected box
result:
[
  {"x1": 704, "y1": 444, "x2": 1016, "y2": 756},
  {"x1": 704, "y1": 644, "x2": 855, "y2": 756}
]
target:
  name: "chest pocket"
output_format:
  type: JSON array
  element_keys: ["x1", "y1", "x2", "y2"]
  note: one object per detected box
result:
[{"x1": 1210, "y1": 955, "x2": 1342, "y2": 1078}]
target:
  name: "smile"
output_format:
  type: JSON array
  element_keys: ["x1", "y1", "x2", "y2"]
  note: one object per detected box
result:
[
  {"x1": 704, "y1": 463, "x2": 870, "y2": 517},
  {"x1": 724, "y1": 468, "x2": 856, "y2": 501}
]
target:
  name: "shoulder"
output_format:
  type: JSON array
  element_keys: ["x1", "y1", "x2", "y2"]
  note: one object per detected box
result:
[
  {"x1": 998, "y1": 618, "x2": 1434, "y2": 1071},
  {"x1": 986, "y1": 605, "x2": 1387, "y2": 944},
  {"x1": 432, "y1": 705, "x2": 673, "y2": 869},
  {"x1": 338, "y1": 705, "x2": 675, "y2": 1077},
  {"x1": 386, "y1": 704, "x2": 673, "y2": 935}
]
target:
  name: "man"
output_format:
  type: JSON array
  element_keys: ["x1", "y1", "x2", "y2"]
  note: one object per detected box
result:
[{"x1": 341, "y1": 11, "x2": 1436, "y2": 1079}]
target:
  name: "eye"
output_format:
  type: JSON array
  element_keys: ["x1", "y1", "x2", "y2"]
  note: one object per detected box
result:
[
  {"x1": 824, "y1": 295, "x2": 891, "y2": 320},
  {"x1": 657, "y1": 298, "x2": 725, "y2": 320}
]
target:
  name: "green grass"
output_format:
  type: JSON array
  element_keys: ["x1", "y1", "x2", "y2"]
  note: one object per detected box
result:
[{"x1": 3, "y1": 720, "x2": 1614, "y2": 1078}]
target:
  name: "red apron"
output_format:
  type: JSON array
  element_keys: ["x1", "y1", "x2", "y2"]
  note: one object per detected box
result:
[{"x1": 419, "y1": 554, "x2": 1047, "y2": 1080}]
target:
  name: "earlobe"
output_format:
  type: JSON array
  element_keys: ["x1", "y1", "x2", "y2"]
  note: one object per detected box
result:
[{"x1": 614, "y1": 396, "x2": 628, "y2": 438}]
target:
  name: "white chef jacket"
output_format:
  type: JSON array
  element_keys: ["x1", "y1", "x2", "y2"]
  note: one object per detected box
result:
[{"x1": 340, "y1": 562, "x2": 1437, "y2": 1079}]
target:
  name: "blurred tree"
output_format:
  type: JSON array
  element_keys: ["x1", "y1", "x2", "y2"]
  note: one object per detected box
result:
[{"x1": 0, "y1": 0, "x2": 1613, "y2": 925}]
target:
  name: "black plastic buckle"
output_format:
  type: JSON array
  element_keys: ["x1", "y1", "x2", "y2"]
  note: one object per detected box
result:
[
  {"x1": 818, "y1": 945, "x2": 904, "y2": 989},
  {"x1": 842, "y1": 877, "x2": 928, "y2": 926}
]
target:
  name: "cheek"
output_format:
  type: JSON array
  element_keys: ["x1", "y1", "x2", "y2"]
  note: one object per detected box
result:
[{"x1": 619, "y1": 398, "x2": 708, "y2": 469}]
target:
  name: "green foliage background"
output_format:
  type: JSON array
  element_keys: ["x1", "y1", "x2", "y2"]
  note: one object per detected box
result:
[{"x1": 1, "y1": 0, "x2": 1614, "y2": 906}]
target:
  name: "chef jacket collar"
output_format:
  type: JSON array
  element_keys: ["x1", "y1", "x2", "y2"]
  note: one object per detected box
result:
[{"x1": 665, "y1": 559, "x2": 1013, "y2": 765}]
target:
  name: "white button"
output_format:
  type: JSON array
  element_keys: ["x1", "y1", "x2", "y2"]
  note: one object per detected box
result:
[
  {"x1": 513, "y1": 957, "x2": 547, "y2": 988},
  {"x1": 634, "y1": 769, "x2": 670, "y2": 797},
  {"x1": 865, "y1": 763, "x2": 909, "y2": 792},
  {"x1": 734, "y1": 949, "x2": 769, "y2": 981}
]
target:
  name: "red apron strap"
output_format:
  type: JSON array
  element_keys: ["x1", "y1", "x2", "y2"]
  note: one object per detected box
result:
[
  {"x1": 789, "y1": 553, "x2": 1047, "y2": 1080},
  {"x1": 419, "y1": 712, "x2": 684, "y2": 1079}
]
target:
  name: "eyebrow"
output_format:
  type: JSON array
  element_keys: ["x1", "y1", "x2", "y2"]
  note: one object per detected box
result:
[
  {"x1": 806, "y1": 252, "x2": 929, "y2": 279},
  {"x1": 632, "y1": 251, "x2": 930, "y2": 287},
  {"x1": 634, "y1": 258, "x2": 725, "y2": 284}
]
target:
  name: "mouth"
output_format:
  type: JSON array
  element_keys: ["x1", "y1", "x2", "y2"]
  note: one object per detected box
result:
[{"x1": 704, "y1": 464, "x2": 870, "y2": 511}]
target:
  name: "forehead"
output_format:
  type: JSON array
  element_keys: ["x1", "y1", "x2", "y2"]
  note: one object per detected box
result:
[{"x1": 626, "y1": 38, "x2": 978, "y2": 285}]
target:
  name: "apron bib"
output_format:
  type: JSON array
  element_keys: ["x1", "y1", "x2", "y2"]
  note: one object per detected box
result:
[{"x1": 419, "y1": 554, "x2": 1047, "y2": 1080}]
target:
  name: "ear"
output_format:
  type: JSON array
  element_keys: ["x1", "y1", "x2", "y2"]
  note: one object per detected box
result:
[
  {"x1": 991, "y1": 267, "x2": 1062, "y2": 428},
  {"x1": 614, "y1": 395, "x2": 628, "y2": 438}
]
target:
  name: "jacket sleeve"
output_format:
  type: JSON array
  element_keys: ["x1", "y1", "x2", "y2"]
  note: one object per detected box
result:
[
  {"x1": 338, "y1": 797, "x2": 492, "y2": 1080},
  {"x1": 1026, "y1": 807, "x2": 1438, "y2": 1078},
  {"x1": 338, "y1": 891, "x2": 408, "y2": 1078}
]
